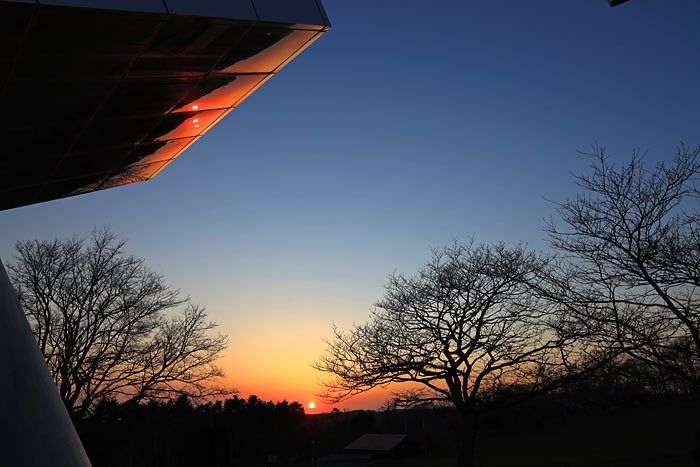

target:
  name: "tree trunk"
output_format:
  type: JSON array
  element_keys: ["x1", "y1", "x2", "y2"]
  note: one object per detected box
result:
[{"x1": 455, "y1": 406, "x2": 478, "y2": 467}]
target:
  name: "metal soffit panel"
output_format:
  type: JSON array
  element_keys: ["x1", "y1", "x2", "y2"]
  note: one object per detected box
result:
[
  {"x1": 19, "y1": 0, "x2": 332, "y2": 27},
  {"x1": 0, "y1": 0, "x2": 328, "y2": 211}
]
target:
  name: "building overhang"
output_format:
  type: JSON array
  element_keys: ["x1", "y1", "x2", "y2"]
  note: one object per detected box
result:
[{"x1": 0, "y1": 0, "x2": 329, "y2": 211}]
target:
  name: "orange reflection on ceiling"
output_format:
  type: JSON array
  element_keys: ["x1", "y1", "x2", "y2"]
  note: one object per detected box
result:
[
  {"x1": 172, "y1": 74, "x2": 267, "y2": 113},
  {"x1": 103, "y1": 161, "x2": 167, "y2": 187},
  {"x1": 70, "y1": 159, "x2": 168, "y2": 196},
  {"x1": 130, "y1": 137, "x2": 194, "y2": 166},
  {"x1": 219, "y1": 29, "x2": 320, "y2": 74},
  {"x1": 153, "y1": 109, "x2": 226, "y2": 141}
]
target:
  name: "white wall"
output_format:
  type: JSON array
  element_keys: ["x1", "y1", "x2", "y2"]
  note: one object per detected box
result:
[{"x1": 0, "y1": 260, "x2": 91, "y2": 467}]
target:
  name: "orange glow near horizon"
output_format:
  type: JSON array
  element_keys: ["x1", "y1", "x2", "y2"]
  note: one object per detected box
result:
[{"x1": 206, "y1": 294, "x2": 404, "y2": 413}]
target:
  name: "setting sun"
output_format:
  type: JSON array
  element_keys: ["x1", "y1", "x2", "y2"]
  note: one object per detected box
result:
[{"x1": 308, "y1": 402, "x2": 315, "y2": 409}]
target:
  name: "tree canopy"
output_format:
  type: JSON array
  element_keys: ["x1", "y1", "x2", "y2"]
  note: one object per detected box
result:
[
  {"x1": 316, "y1": 242, "x2": 595, "y2": 467},
  {"x1": 9, "y1": 227, "x2": 229, "y2": 416},
  {"x1": 546, "y1": 143, "x2": 700, "y2": 390}
]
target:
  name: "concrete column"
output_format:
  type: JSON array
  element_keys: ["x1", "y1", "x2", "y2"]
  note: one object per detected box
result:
[{"x1": 0, "y1": 259, "x2": 91, "y2": 466}]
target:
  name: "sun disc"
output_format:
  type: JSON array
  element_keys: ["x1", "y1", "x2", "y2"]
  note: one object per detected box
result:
[{"x1": 308, "y1": 402, "x2": 316, "y2": 409}]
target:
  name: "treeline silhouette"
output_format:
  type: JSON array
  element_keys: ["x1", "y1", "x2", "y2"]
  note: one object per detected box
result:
[
  {"x1": 77, "y1": 395, "x2": 308, "y2": 467},
  {"x1": 74, "y1": 394, "x2": 461, "y2": 466},
  {"x1": 74, "y1": 355, "x2": 697, "y2": 467}
]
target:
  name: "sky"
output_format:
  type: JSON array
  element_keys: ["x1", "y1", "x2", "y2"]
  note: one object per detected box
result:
[{"x1": 1, "y1": 0, "x2": 700, "y2": 412}]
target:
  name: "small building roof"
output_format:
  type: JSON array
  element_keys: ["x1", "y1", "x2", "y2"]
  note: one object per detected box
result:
[{"x1": 344, "y1": 434, "x2": 407, "y2": 452}]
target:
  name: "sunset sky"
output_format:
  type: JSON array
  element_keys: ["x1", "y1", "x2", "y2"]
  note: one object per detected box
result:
[{"x1": 1, "y1": 0, "x2": 699, "y2": 412}]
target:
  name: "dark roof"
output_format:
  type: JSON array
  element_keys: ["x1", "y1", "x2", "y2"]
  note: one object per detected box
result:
[
  {"x1": 0, "y1": 0, "x2": 328, "y2": 211},
  {"x1": 344, "y1": 434, "x2": 407, "y2": 452}
]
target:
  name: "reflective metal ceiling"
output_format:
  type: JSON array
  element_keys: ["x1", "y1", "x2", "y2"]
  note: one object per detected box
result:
[{"x1": 0, "y1": 0, "x2": 328, "y2": 211}]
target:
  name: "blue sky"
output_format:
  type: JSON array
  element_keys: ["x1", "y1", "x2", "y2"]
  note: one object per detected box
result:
[{"x1": 1, "y1": 0, "x2": 699, "y2": 409}]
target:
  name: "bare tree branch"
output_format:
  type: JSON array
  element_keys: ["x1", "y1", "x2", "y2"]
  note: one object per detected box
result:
[
  {"x1": 545, "y1": 143, "x2": 700, "y2": 389},
  {"x1": 315, "y1": 241, "x2": 601, "y2": 467},
  {"x1": 9, "y1": 227, "x2": 233, "y2": 417}
]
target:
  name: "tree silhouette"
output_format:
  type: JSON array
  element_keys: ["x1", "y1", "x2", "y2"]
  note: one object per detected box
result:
[
  {"x1": 8, "y1": 227, "x2": 229, "y2": 416},
  {"x1": 546, "y1": 143, "x2": 700, "y2": 390},
  {"x1": 316, "y1": 242, "x2": 592, "y2": 467}
]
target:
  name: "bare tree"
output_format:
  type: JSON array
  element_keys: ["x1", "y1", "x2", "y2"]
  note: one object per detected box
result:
[
  {"x1": 546, "y1": 143, "x2": 700, "y2": 390},
  {"x1": 316, "y1": 242, "x2": 593, "y2": 467},
  {"x1": 8, "y1": 227, "x2": 229, "y2": 417}
]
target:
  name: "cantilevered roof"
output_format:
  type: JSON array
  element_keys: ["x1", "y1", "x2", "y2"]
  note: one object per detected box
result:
[{"x1": 0, "y1": 0, "x2": 329, "y2": 211}]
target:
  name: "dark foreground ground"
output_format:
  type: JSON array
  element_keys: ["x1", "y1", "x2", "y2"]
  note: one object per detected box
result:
[
  {"x1": 297, "y1": 398, "x2": 700, "y2": 467},
  {"x1": 79, "y1": 395, "x2": 699, "y2": 466},
  {"x1": 473, "y1": 397, "x2": 699, "y2": 467}
]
